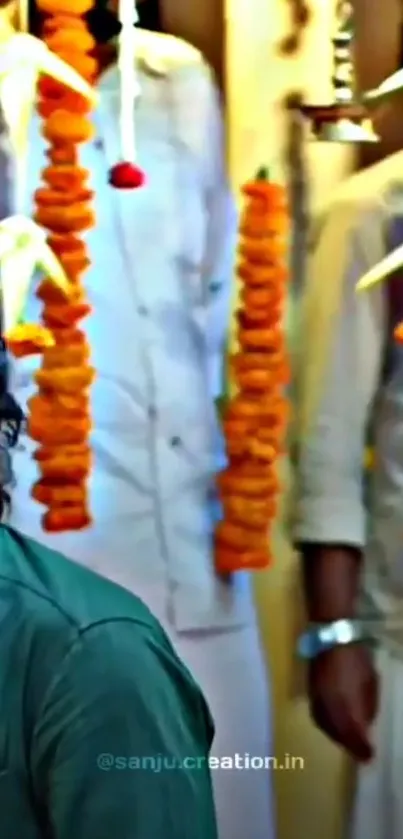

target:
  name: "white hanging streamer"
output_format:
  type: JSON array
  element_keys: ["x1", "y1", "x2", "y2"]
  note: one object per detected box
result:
[
  {"x1": 15, "y1": 0, "x2": 29, "y2": 214},
  {"x1": 18, "y1": 0, "x2": 29, "y2": 34},
  {"x1": 0, "y1": 215, "x2": 69, "y2": 333},
  {"x1": 118, "y1": 0, "x2": 139, "y2": 162}
]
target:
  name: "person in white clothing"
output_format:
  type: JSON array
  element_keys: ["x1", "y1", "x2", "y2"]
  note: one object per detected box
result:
[
  {"x1": 293, "y1": 149, "x2": 403, "y2": 839},
  {"x1": 0, "y1": 2, "x2": 276, "y2": 838}
]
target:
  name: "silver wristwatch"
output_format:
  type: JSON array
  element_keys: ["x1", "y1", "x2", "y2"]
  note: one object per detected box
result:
[{"x1": 297, "y1": 619, "x2": 368, "y2": 660}]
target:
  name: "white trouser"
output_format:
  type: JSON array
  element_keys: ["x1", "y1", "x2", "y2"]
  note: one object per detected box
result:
[
  {"x1": 118, "y1": 583, "x2": 276, "y2": 839},
  {"x1": 349, "y1": 645, "x2": 403, "y2": 839},
  {"x1": 165, "y1": 620, "x2": 276, "y2": 839}
]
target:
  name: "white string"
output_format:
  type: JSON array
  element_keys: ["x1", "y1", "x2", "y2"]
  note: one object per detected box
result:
[
  {"x1": 14, "y1": 0, "x2": 29, "y2": 213},
  {"x1": 118, "y1": 0, "x2": 139, "y2": 162}
]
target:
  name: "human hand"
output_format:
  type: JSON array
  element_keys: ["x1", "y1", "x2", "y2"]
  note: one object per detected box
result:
[{"x1": 308, "y1": 643, "x2": 379, "y2": 763}]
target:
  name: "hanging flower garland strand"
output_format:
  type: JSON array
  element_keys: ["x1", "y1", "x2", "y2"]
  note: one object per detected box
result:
[
  {"x1": 215, "y1": 168, "x2": 289, "y2": 572},
  {"x1": 28, "y1": 0, "x2": 97, "y2": 532}
]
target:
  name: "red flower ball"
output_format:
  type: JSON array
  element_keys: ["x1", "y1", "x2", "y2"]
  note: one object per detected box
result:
[{"x1": 108, "y1": 161, "x2": 145, "y2": 189}]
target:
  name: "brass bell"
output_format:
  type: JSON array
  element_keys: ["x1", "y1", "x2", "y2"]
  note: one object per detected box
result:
[
  {"x1": 302, "y1": 107, "x2": 378, "y2": 143},
  {"x1": 300, "y1": 0, "x2": 378, "y2": 144},
  {"x1": 314, "y1": 122, "x2": 377, "y2": 142}
]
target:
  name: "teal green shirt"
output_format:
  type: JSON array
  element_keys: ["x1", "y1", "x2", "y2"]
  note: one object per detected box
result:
[{"x1": 0, "y1": 526, "x2": 217, "y2": 839}]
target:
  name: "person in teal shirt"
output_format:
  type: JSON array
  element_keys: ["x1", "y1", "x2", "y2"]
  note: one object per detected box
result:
[{"x1": 0, "y1": 523, "x2": 217, "y2": 838}]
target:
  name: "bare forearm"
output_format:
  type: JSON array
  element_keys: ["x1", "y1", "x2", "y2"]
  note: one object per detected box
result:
[{"x1": 301, "y1": 543, "x2": 363, "y2": 622}]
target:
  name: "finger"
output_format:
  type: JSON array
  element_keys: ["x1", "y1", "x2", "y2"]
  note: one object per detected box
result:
[
  {"x1": 343, "y1": 714, "x2": 374, "y2": 763},
  {"x1": 347, "y1": 678, "x2": 377, "y2": 762},
  {"x1": 363, "y1": 673, "x2": 379, "y2": 725},
  {"x1": 312, "y1": 699, "x2": 374, "y2": 763},
  {"x1": 322, "y1": 716, "x2": 373, "y2": 762},
  {"x1": 333, "y1": 693, "x2": 375, "y2": 763}
]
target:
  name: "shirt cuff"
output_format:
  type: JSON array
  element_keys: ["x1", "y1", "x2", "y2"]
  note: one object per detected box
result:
[{"x1": 292, "y1": 497, "x2": 366, "y2": 548}]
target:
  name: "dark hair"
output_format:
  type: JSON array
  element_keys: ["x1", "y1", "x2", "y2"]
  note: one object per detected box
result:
[
  {"x1": 0, "y1": 338, "x2": 24, "y2": 521},
  {"x1": 85, "y1": 6, "x2": 121, "y2": 43},
  {"x1": 84, "y1": 0, "x2": 163, "y2": 42},
  {"x1": 0, "y1": 89, "x2": 25, "y2": 521},
  {"x1": 30, "y1": 0, "x2": 162, "y2": 43},
  {"x1": 29, "y1": 0, "x2": 121, "y2": 42}
]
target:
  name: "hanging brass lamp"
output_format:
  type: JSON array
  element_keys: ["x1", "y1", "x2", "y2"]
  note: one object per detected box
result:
[{"x1": 300, "y1": 0, "x2": 378, "y2": 143}]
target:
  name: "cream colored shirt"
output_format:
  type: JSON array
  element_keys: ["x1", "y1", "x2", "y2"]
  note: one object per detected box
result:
[{"x1": 293, "y1": 151, "x2": 403, "y2": 638}]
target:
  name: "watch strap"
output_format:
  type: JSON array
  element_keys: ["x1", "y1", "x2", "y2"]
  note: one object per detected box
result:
[{"x1": 297, "y1": 618, "x2": 368, "y2": 660}]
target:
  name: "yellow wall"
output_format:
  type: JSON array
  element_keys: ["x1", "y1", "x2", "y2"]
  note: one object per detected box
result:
[{"x1": 226, "y1": 2, "x2": 356, "y2": 838}]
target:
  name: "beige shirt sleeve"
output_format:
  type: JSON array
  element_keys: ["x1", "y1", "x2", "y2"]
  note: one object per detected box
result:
[{"x1": 292, "y1": 197, "x2": 387, "y2": 546}]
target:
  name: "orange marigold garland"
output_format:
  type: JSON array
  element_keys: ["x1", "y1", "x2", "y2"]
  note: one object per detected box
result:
[
  {"x1": 395, "y1": 324, "x2": 403, "y2": 343},
  {"x1": 215, "y1": 168, "x2": 290, "y2": 572},
  {"x1": 28, "y1": 0, "x2": 97, "y2": 532}
]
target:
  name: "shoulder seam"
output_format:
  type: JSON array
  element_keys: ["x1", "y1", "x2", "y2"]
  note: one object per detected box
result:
[{"x1": 33, "y1": 616, "x2": 163, "y2": 726}]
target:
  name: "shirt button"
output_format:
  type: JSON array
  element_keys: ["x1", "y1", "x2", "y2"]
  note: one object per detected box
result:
[
  {"x1": 138, "y1": 305, "x2": 149, "y2": 316},
  {"x1": 94, "y1": 138, "x2": 104, "y2": 150},
  {"x1": 148, "y1": 406, "x2": 157, "y2": 419},
  {"x1": 170, "y1": 436, "x2": 181, "y2": 448}
]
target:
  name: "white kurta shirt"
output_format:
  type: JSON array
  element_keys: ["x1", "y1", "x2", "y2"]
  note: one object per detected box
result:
[{"x1": 9, "y1": 42, "x2": 255, "y2": 633}]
